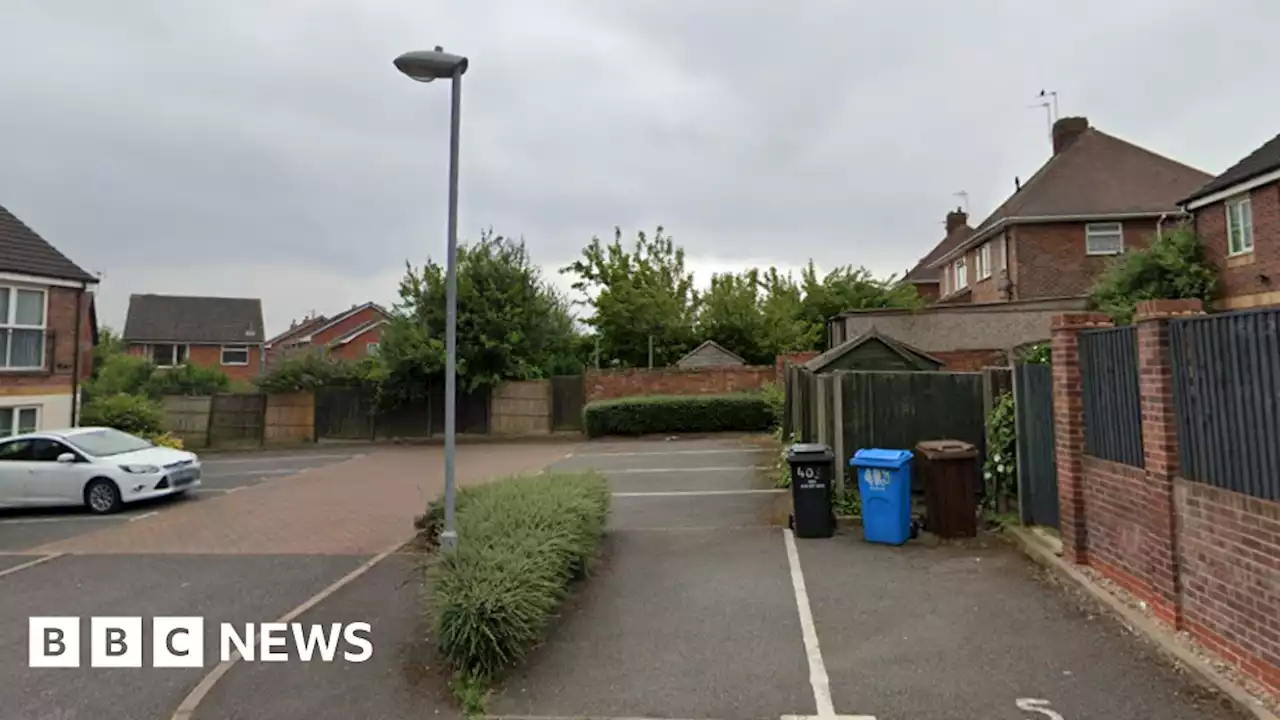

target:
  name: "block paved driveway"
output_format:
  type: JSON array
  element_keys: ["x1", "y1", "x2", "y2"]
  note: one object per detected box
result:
[
  {"x1": 0, "y1": 442, "x2": 574, "y2": 720},
  {"x1": 486, "y1": 436, "x2": 1246, "y2": 720}
]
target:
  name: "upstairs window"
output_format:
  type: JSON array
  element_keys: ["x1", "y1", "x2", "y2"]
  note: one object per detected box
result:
[
  {"x1": 1226, "y1": 196, "x2": 1254, "y2": 255},
  {"x1": 954, "y1": 257, "x2": 968, "y2": 289},
  {"x1": 1085, "y1": 223, "x2": 1124, "y2": 255},
  {"x1": 0, "y1": 286, "x2": 46, "y2": 370},
  {"x1": 221, "y1": 345, "x2": 250, "y2": 366},
  {"x1": 977, "y1": 243, "x2": 992, "y2": 280}
]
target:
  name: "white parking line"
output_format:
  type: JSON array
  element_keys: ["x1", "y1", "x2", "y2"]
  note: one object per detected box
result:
[
  {"x1": 612, "y1": 489, "x2": 784, "y2": 498},
  {"x1": 0, "y1": 553, "x2": 64, "y2": 579},
  {"x1": 605, "y1": 466, "x2": 769, "y2": 474},
  {"x1": 129, "y1": 511, "x2": 159, "y2": 523},
  {"x1": 200, "y1": 469, "x2": 302, "y2": 479},
  {"x1": 0, "y1": 515, "x2": 120, "y2": 525},
  {"x1": 783, "y1": 528, "x2": 836, "y2": 718},
  {"x1": 200, "y1": 453, "x2": 361, "y2": 465},
  {"x1": 574, "y1": 449, "x2": 771, "y2": 458}
]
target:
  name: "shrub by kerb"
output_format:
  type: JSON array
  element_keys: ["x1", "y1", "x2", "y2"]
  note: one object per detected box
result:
[
  {"x1": 583, "y1": 392, "x2": 773, "y2": 437},
  {"x1": 424, "y1": 471, "x2": 610, "y2": 684}
]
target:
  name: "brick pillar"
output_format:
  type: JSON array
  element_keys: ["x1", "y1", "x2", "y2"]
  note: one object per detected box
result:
[
  {"x1": 1051, "y1": 312, "x2": 1113, "y2": 563},
  {"x1": 1135, "y1": 298, "x2": 1205, "y2": 627}
]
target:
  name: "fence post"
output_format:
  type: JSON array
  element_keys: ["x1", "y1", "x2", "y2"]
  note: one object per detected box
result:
[
  {"x1": 1051, "y1": 312, "x2": 1113, "y2": 564},
  {"x1": 1134, "y1": 298, "x2": 1205, "y2": 627},
  {"x1": 832, "y1": 372, "x2": 844, "y2": 493},
  {"x1": 816, "y1": 374, "x2": 829, "y2": 448}
]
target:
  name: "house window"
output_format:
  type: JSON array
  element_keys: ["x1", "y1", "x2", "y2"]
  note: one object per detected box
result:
[
  {"x1": 1226, "y1": 196, "x2": 1254, "y2": 255},
  {"x1": 150, "y1": 343, "x2": 188, "y2": 367},
  {"x1": 0, "y1": 285, "x2": 47, "y2": 370},
  {"x1": 220, "y1": 345, "x2": 250, "y2": 366},
  {"x1": 954, "y1": 257, "x2": 968, "y2": 289},
  {"x1": 1085, "y1": 222, "x2": 1124, "y2": 255},
  {"x1": 977, "y1": 243, "x2": 992, "y2": 280},
  {"x1": 366, "y1": 342, "x2": 379, "y2": 355},
  {"x1": 0, "y1": 406, "x2": 39, "y2": 438}
]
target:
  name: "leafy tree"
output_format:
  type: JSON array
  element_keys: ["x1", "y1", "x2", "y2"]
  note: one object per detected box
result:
[
  {"x1": 1090, "y1": 225, "x2": 1217, "y2": 325},
  {"x1": 798, "y1": 262, "x2": 922, "y2": 346},
  {"x1": 86, "y1": 353, "x2": 154, "y2": 400},
  {"x1": 695, "y1": 269, "x2": 774, "y2": 365},
  {"x1": 562, "y1": 226, "x2": 699, "y2": 367},
  {"x1": 144, "y1": 363, "x2": 230, "y2": 397},
  {"x1": 380, "y1": 230, "x2": 580, "y2": 402},
  {"x1": 256, "y1": 351, "x2": 371, "y2": 392},
  {"x1": 92, "y1": 326, "x2": 125, "y2": 379}
]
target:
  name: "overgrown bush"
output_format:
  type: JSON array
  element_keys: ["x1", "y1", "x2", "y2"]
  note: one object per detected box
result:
[
  {"x1": 148, "y1": 431, "x2": 185, "y2": 449},
  {"x1": 1089, "y1": 225, "x2": 1217, "y2": 325},
  {"x1": 983, "y1": 391, "x2": 1016, "y2": 512},
  {"x1": 255, "y1": 352, "x2": 371, "y2": 393},
  {"x1": 80, "y1": 393, "x2": 166, "y2": 436},
  {"x1": 760, "y1": 381, "x2": 784, "y2": 428},
  {"x1": 1017, "y1": 343, "x2": 1052, "y2": 364},
  {"x1": 144, "y1": 363, "x2": 230, "y2": 397},
  {"x1": 583, "y1": 393, "x2": 773, "y2": 437},
  {"x1": 86, "y1": 353, "x2": 155, "y2": 400},
  {"x1": 424, "y1": 471, "x2": 610, "y2": 688}
]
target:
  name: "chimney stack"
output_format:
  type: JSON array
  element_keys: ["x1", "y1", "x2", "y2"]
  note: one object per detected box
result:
[
  {"x1": 1052, "y1": 116, "x2": 1089, "y2": 155},
  {"x1": 945, "y1": 206, "x2": 968, "y2": 234}
]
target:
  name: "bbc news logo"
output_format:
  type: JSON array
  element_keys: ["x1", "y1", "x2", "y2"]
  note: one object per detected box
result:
[{"x1": 29, "y1": 617, "x2": 373, "y2": 668}]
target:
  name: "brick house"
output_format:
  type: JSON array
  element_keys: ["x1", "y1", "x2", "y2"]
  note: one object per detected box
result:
[
  {"x1": 0, "y1": 203, "x2": 98, "y2": 436},
  {"x1": 122, "y1": 294, "x2": 265, "y2": 383},
  {"x1": 1180, "y1": 131, "x2": 1280, "y2": 310},
  {"x1": 925, "y1": 117, "x2": 1212, "y2": 304},
  {"x1": 903, "y1": 207, "x2": 973, "y2": 304},
  {"x1": 264, "y1": 302, "x2": 388, "y2": 366}
]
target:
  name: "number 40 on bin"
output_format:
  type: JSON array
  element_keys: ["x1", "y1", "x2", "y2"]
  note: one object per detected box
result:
[{"x1": 862, "y1": 468, "x2": 890, "y2": 491}]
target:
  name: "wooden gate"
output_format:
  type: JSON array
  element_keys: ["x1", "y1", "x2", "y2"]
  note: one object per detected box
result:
[
  {"x1": 1014, "y1": 363, "x2": 1058, "y2": 528},
  {"x1": 551, "y1": 375, "x2": 585, "y2": 431},
  {"x1": 208, "y1": 393, "x2": 266, "y2": 446},
  {"x1": 314, "y1": 386, "x2": 375, "y2": 440}
]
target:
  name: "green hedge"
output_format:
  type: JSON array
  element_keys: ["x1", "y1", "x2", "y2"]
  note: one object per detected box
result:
[
  {"x1": 583, "y1": 393, "x2": 773, "y2": 437},
  {"x1": 424, "y1": 471, "x2": 610, "y2": 684},
  {"x1": 80, "y1": 393, "x2": 166, "y2": 436}
]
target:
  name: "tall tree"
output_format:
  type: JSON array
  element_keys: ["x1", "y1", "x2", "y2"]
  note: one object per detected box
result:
[
  {"x1": 378, "y1": 230, "x2": 580, "y2": 402},
  {"x1": 562, "y1": 227, "x2": 699, "y2": 367},
  {"x1": 695, "y1": 269, "x2": 773, "y2": 365},
  {"x1": 796, "y1": 262, "x2": 922, "y2": 349}
]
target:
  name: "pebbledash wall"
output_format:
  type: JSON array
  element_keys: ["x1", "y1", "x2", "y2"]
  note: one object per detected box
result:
[{"x1": 1052, "y1": 299, "x2": 1280, "y2": 694}]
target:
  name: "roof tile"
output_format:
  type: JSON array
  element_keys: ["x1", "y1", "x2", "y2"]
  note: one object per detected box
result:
[
  {"x1": 0, "y1": 203, "x2": 96, "y2": 282},
  {"x1": 124, "y1": 294, "x2": 265, "y2": 344}
]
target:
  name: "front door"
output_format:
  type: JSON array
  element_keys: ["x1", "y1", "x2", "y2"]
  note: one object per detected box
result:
[{"x1": 25, "y1": 439, "x2": 93, "y2": 505}]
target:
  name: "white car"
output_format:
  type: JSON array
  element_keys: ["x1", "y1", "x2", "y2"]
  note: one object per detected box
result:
[{"x1": 0, "y1": 427, "x2": 202, "y2": 514}]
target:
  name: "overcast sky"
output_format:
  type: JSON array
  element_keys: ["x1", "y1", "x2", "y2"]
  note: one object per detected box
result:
[{"x1": 2, "y1": 0, "x2": 1277, "y2": 336}]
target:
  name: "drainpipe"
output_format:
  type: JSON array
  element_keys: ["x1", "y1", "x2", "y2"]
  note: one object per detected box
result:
[
  {"x1": 1156, "y1": 212, "x2": 1168, "y2": 243},
  {"x1": 70, "y1": 281, "x2": 86, "y2": 426}
]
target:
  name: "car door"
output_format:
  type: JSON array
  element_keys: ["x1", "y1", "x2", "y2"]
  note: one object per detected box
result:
[
  {"x1": 26, "y1": 439, "x2": 93, "y2": 505},
  {"x1": 0, "y1": 439, "x2": 38, "y2": 506}
]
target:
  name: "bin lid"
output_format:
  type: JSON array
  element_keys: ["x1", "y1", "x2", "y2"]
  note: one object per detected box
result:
[
  {"x1": 850, "y1": 448, "x2": 913, "y2": 469},
  {"x1": 787, "y1": 443, "x2": 833, "y2": 462},
  {"x1": 915, "y1": 439, "x2": 979, "y2": 460}
]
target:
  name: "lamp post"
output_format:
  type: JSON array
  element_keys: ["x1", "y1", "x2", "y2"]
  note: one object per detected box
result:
[{"x1": 394, "y1": 46, "x2": 468, "y2": 552}]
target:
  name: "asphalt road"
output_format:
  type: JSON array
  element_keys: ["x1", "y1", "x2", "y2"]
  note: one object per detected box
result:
[{"x1": 0, "y1": 448, "x2": 365, "y2": 552}]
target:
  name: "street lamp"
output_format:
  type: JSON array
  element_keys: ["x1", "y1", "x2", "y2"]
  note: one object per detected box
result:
[{"x1": 395, "y1": 46, "x2": 468, "y2": 552}]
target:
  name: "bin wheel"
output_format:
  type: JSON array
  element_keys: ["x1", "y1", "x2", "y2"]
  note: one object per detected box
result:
[
  {"x1": 910, "y1": 522, "x2": 919, "y2": 540},
  {"x1": 788, "y1": 514, "x2": 795, "y2": 531}
]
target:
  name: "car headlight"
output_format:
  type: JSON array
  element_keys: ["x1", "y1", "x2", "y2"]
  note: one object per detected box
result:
[{"x1": 119, "y1": 464, "x2": 160, "y2": 474}]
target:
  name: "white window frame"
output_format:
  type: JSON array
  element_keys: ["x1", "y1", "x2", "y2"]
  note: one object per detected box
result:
[
  {"x1": 220, "y1": 345, "x2": 250, "y2": 366},
  {"x1": 977, "y1": 243, "x2": 992, "y2": 280},
  {"x1": 366, "y1": 342, "x2": 379, "y2": 355},
  {"x1": 1085, "y1": 222, "x2": 1125, "y2": 255},
  {"x1": 0, "y1": 285, "x2": 48, "y2": 371},
  {"x1": 954, "y1": 257, "x2": 968, "y2": 289},
  {"x1": 1226, "y1": 195, "x2": 1254, "y2": 256},
  {"x1": 149, "y1": 343, "x2": 189, "y2": 368},
  {"x1": 0, "y1": 405, "x2": 40, "y2": 438}
]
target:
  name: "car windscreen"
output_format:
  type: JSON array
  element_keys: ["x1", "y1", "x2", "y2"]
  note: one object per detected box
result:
[{"x1": 65, "y1": 428, "x2": 153, "y2": 457}]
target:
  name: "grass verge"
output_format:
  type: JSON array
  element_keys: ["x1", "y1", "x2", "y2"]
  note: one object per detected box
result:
[{"x1": 418, "y1": 471, "x2": 611, "y2": 714}]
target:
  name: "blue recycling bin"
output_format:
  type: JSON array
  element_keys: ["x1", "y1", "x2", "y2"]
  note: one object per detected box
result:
[{"x1": 851, "y1": 448, "x2": 914, "y2": 545}]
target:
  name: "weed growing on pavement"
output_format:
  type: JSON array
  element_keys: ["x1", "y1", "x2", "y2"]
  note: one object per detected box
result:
[
  {"x1": 449, "y1": 671, "x2": 488, "y2": 717},
  {"x1": 423, "y1": 471, "x2": 610, "y2": 701}
]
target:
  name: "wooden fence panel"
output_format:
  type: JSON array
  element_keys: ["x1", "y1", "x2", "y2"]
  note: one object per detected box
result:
[
  {"x1": 1079, "y1": 326, "x2": 1144, "y2": 467},
  {"x1": 1171, "y1": 309, "x2": 1280, "y2": 501},
  {"x1": 491, "y1": 380, "x2": 551, "y2": 435},
  {"x1": 162, "y1": 396, "x2": 212, "y2": 448},
  {"x1": 264, "y1": 391, "x2": 315, "y2": 444},
  {"x1": 550, "y1": 375, "x2": 585, "y2": 431},
  {"x1": 209, "y1": 393, "x2": 266, "y2": 447},
  {"x1": 314, "y1": 387, "x2": 375, "y2": 440},
  {"x1": 837, "y1": 371, "x2": 987, "y2": 460}
]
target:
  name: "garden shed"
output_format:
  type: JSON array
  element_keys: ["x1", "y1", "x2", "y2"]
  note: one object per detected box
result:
[
  {"x1": 675, "y1": 340, "x2": 747, "y2": 369},
  {"x1": 805, "y1": 328, "x2": 943, "y2": 374}
]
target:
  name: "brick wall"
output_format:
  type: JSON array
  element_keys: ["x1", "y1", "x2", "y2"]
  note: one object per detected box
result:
[
  {"x1": 775, "y1": 351, "x2": 819, "y2": 382},
  {"x1": 127, "y1": 343, "x2": 262, "y2": 383},
  {"x1": 586, "y1": 365, "x2": 775, "y2": 402},
  {"x1": 1016, "y1": 220, "x2": 1160, "y2": 300},
  {"x1": 1053, "y1": 299, "x2": 1280, "y2": 693},
  {"x1": 1194, "y1": 180, "x2": 1280, "y2": 309},
  {"x1": 929, "y1": 348, "x2": 1007, "y2": 371}
]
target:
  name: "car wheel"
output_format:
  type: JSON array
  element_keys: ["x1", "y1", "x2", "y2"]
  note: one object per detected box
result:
[{"x1": 85, "y1": 479, "x2": 123, "y2": 515}]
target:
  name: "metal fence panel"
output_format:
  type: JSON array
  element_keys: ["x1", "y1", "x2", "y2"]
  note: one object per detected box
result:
[
  {"x1": 1171, "y1": 309, "x2": 1280, "y2": 502},
  {"x1": 1079, "y1": 326, "x2": 1144, "y2": 467},
  {"x1": 1014, "y1": 363, "x2": 1058, "y2": 527}
]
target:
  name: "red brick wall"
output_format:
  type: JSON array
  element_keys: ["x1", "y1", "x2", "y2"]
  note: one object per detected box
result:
[
  {"x1": 586, "y1": 366, "x2": 775, "y2": 402},
  {"x1": 929, "y1": 348, "x2": 1007, "y2": 371},
  {"x1": 913, "y1": 282, "x2": 939, "y2": 304},
  {"x1": 1016, "y1": 220, "x2": 1160, "y2": 299},
  {"x1": 1, "y1": 285, "x2": 92, "y2": 396},
  {"x1": 328, "y1": 323, "x2": 384, "y2": 362},
  {"x1": 309, "y1": 306, "x2": 386, "y2": 348},
  {"x1": 1194, "y1": 180, "x2": 1280, "y2": 307},
  {"x1": 775, "y1": 351, "x2": 819, "y2": 382},
  {"x1": 126, "y1": 342, "x2": 262, "y2": 383},
  {"x1": 1176, "y1": 479, "x2": 1280, "y2": 691}
]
